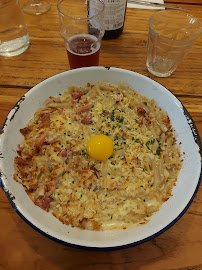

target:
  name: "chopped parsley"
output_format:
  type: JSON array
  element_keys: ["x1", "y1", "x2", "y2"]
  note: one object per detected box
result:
[
  {"x1": 146, "y1": 139, "x2": 155, "y2": 150},
  {"x1": 116, "y1": 115, "x2": 124, "y2": 123},
  {"x1": 80, "y1": 150, "x2": 87, "y2": 156},
  {"x1": 110, "y1": 109, "x2": 115, "y2": 121},
  {"x1": 100, "y1": 110, "x2": 106, "y2": 116},
  {"x1": 37, "y1": 172, "x2": 42, "y2": 180},
  {"x1": 156, "y1": 146, "x2": 163, "y2": 156}
]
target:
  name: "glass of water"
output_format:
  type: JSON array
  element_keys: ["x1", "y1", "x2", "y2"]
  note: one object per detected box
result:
[
  {"x1": 146, "y1": 10, "x2": 202, "y2": 77},
  {"x1": 23, "y1": 0, "x2": 51, "y2": 15},
  {"x1": 0, "y1": 0, "x2": 30, "y2": 57}
]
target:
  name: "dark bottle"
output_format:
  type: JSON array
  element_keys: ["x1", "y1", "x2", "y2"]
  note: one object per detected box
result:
[{"x1": 102, "y1": 0, "x2": 127, "y2": 40}]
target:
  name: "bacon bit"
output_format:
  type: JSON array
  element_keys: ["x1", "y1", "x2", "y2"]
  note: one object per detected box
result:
[
  {"x1": 75, "y1": 103, "x2": 92, "y2": 114},
  {"x1": 20, "y1": 126, "x2": 32, "y2": 136},
  {"x1": 137, "y1": 107, "x2": 151, "y2": 125},
  {"x1": 41, "y1": 196, "x2": 52, "y2": 211},
  {"x1": 81, "y1": 112, "x2": 92, "y2": 125},
  {"x1": 71, "y1": 90, "x2": 84, "y2": 100},
  {"x1": 40, "y1": 113, "x2": 50, "y2": 128},
  {"x1": 60, "y1": 149, "x2": 68, "y2": 158},
  {"x1": 145, "y1": 114, "x2": 151, "y2": 125},
  {"x1": 16, "y1": 157, "x2": 26, "y2": 166},
  {"x1": 35, "y1": 133, "x2": 49, "y2": 149},
  {"x1": 137, "y1": 106, "x2": 146, "y2": 116},
  {"x1": 134, "y1": 156, "x2": 141, "y2": 167},
  {"x1": 90, "y1": 166, "x2": 99, "y2": 178},
  {"x1": 105, "y1": 110, "x2": 110, "y2": 115}
]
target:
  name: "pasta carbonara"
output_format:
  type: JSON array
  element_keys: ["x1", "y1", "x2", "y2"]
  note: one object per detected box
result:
[{"x1": 14, "y1": 82, "x2": 182, "y2": 230}]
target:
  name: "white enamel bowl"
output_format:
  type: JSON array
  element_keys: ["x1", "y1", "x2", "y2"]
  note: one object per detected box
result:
[{"x1": 0, "y1": 67, "x2": 201, "y2": 250}]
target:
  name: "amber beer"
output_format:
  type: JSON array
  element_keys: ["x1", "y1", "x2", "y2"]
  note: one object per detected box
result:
[
  {"x1": 65, "y1": 34, "x2": 100, "y2": 69},
  {"x1": 57, "y1": 0, "x2": 105, "y2": 69}
]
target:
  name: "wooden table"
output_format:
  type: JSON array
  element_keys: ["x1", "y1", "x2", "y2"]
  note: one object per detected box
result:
[{"x1": 0, "y1": 0, "x2": 202, "y2": 269}]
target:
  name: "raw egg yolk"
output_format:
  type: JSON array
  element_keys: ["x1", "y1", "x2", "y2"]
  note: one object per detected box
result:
[{"x1": 87, "y1": 134, "x2": 114, "y2": 161}]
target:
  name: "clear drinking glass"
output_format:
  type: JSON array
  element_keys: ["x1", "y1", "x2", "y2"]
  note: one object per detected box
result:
[
  {"x1": 23, "y1": 0, "x2": 51, "y2": 15},
  {"x1": 57, "y1": 0, "x2": 105, "y2": 69},
  {"x1": 0, "y1": 0, "x2": 30, "y2": 57},
  {"x1": 146, "y1": 10, "x2": 202, "y2": 77}
]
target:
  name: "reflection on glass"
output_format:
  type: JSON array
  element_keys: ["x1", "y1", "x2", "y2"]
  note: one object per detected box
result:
[{"x1": 23, "y1": 0, "x2": 51, "y2": 15}]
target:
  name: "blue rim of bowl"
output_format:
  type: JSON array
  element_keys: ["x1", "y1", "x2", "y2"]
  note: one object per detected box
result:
[{"x1": 0, "y1": 67, "x2": 201, "y2": 250}]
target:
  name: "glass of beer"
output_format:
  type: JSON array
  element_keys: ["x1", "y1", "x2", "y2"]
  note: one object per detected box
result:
[{"x1": 57, "y1": 0, "x2": 105, "y2": 69}]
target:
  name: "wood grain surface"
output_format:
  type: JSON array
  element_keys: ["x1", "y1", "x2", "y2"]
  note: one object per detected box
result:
[{"x1": 0, "y1": 0, "x2": 202, "y2": 269}]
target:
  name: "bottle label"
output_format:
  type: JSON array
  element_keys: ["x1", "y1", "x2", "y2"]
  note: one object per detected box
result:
[{"x1": 103, "y1": 0, "x2": 126, "y2": 31}]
